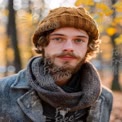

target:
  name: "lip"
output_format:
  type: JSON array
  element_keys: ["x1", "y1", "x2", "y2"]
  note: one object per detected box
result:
[{"x1": 57, "y1": 56, "x2": 76, "y2": 61}]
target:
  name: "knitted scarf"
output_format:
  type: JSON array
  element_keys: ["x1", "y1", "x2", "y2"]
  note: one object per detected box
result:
[{"x1": 26, "y1": 57, "x2": 102, "y2": 112}]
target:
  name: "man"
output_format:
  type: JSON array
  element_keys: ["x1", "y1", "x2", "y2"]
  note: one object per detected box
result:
[{"x1": 0, "y1": 7, "x2": 113, "y2": 122}]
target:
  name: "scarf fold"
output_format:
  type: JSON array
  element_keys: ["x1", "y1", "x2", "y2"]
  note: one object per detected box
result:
[{"x1": 26, "y1": 57, "x2": 102, "y2": 112}]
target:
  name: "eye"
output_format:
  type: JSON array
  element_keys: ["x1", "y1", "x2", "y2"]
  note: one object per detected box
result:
[
  {"x1": 74, "y1": 39, "x2": 84, "y2": 43},
  {"x1": 51, "y1": 37, "x2": 63, "y2": 43},
  {"x1": 54, "y1": 38, "x2": 62, "y2": 41}
]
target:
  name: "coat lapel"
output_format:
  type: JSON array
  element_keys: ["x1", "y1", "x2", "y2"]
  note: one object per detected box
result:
[
  {"x1": 17, "y1": 90, "x2": 46, "y2": 122},
  {"x1": 87, "y1": 99, "x2": 102, "y2": 122},
  {"x1": 10, "y1": 69, "x2": 46, "y2": 122}
]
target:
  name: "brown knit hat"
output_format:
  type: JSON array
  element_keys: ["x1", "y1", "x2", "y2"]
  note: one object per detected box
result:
[{"x1": 32, "y1": 7, "x2": 99, "y2": 47}]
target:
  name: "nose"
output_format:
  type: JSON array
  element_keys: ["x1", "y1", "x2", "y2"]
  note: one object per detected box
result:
[{"x1": 63, "y1": 40, "x2": 74, "y2": 52}]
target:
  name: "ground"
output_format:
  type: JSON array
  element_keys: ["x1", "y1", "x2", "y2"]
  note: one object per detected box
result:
[{"x1": 110, "y1": 92, "x2": 122, "y2": 122}]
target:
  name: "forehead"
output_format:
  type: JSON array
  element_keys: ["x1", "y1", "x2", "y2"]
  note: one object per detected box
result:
[{"x1": 49, "y1": 27, "x2": 89, "y2": 37}]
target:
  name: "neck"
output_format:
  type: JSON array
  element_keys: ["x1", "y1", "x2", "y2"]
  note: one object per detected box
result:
[
  {"x1": 55, "y1": 81, "x2": 67, "y2": 86},
  {"x1": 55, "y1": 79, "x2": 70, "y2": 86},
  {"x1": 51, "y1": 71, "x2": 72, "y2": 86}
]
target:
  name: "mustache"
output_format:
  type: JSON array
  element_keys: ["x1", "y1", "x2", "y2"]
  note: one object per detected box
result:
[{"x1": 55, "y1": 52, "x2": 80, "y2": 58}]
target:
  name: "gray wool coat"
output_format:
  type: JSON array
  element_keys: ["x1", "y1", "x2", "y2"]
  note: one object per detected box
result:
[{"x1": 0, "y1": 69, "x2": 113, "y2": 122}]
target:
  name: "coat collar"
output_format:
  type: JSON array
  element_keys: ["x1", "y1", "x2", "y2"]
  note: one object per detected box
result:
[
  {"x1": 11, "y1": 56, "x2": 40, "y2": 89},
  {"x1": 10, "y1": 69, "x2": 46, "y2": 122},
  {"x1": 10, "y1": 69, "x2": 30, "y2": 89}
]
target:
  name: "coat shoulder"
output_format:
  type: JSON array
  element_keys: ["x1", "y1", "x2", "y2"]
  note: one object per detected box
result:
[
  {"x1": 101, "y1": 86, "x2": 113, "y2": 101},
  {"x1": 0, "y1": 74, "x2": 17, "y2": 92},
  {"x1": 0, "y1": 73, "x2": 18, "y2": 113},
  {"x1": 0, "y1": 69, "x2": 27, "y2": 93},
  {"x1": 100, "y1": 85, "x2": 113, "y2": 111}
]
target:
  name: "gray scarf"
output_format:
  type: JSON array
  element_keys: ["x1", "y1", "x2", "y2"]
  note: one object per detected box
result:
[{"x1": 26, "y1": 57, "x2": 102, "y2": 112}]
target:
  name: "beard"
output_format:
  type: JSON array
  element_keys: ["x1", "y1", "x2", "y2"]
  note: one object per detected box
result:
[{"x1": 43, "y1": 52, "x2": 86, "y2": 85}]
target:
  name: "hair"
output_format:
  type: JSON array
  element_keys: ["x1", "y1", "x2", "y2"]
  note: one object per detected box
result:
[
  {"x1": 86, "y1": 37, "x2": 101, "y2": 60},
  {"x1": 34, "y1": 29, "x2": 101, "y2": 61}
]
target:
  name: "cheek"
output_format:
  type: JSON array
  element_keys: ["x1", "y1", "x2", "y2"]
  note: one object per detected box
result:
[
  {"x1": 44, "y1": 44, "x2": 60, "y2": 56},
  {"x1": 76, "y1": 45, "x2": 88, "y2": 57}
]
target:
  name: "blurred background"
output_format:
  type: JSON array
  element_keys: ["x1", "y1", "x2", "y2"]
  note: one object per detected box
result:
[{"x1": 0, "y1": 0, "x2": 122, "y2": 121}]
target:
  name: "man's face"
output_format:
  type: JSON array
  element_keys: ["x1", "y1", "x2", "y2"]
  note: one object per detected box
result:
[{"x1": 42, "y1": 27, "x2": 89, "y2": 72}]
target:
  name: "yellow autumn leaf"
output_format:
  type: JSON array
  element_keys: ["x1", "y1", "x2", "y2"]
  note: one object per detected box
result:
[
  {"x1": 96, "y1": 3, "x2": 107, "y2": 9},
  {"x1": 17, "y1": 11, "x2": 33, "y2": 27},
  {"x1": 96, "y1": 3, "x2": 113, "y2": 16},
  {"x1": 75, "y1": 0, "x2": 82, "y2": 6},
  {"x1": 115, "y1": 35, "x2": 122, "y2": 45},
  {"x1": 114, "y1": 16, "x2": 122, "y2": 24},
  {"x1": 113, "y1": 1, "x2": 122, "y2": 12},
  {"x1": 93, "y1": 13, "x2": 104, "y2": 25},
  {"x1": 97, "y1": 12, "x2": 104, "y2": 16},
  {"x1": 104, "y1": 9, "x2": 113, "y2": 16},
  {"x1": 75, "y1": 0, "x2": 94, "y2": 6},
  {"x1": 106, "y1": 27, "x2": 116, "y2": 36}
]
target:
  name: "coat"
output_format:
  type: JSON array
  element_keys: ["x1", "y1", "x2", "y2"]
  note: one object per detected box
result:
[{"x1": 0, "y1": 69, "x2": 113, "y2": 122}]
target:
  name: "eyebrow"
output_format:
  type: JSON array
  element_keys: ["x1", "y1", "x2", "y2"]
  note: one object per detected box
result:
[
  {"x1": 50, "y1": 33, "x2": 88, "y2": 38},
  {"x1": 50, "y1": 33, "x2": 65, "y2": 36}
]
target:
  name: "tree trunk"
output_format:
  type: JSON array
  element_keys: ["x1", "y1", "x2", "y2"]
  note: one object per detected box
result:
[
  {"x1": 110, "y1": 0, "x2": 121, "y2": 91},
  {"x1": 7, "y1": 0, "x2": 22, "y2": 73},
  {"x1": 111, "y1": 34, "x2": 121, "y2": 91}
]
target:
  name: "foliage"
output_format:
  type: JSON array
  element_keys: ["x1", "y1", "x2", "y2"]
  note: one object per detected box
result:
[
  {"x1": 0, "y1": 0, "x2": 45, "y2": 76},
  {"x1": 115, "y1": 35, "x2": 122, "y2": 45},
  {"x1": 75, "y1": 0, "x2": 94, "y2": 6},
  {"x1": 75, "y1": 0, "x2": 122, "y2": 28},
  {"x1": 113, "y1": 1, "x2": 122, "y2": 12}
]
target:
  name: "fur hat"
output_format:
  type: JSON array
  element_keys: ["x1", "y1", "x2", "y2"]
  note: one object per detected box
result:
[{"x1": 32, "y1": 7, "x2": 99, "y2": 47}]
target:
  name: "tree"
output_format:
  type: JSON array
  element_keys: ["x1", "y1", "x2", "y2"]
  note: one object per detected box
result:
[
  {"x1": 0, "y1": 0, "x2": 46, "y2": 76},
  {"x1": 111, "y1": 0, "x2": 121, "y2": 91},
  {"x1": 7, "y1": 0, "x2": 22, "y2": 73}
]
